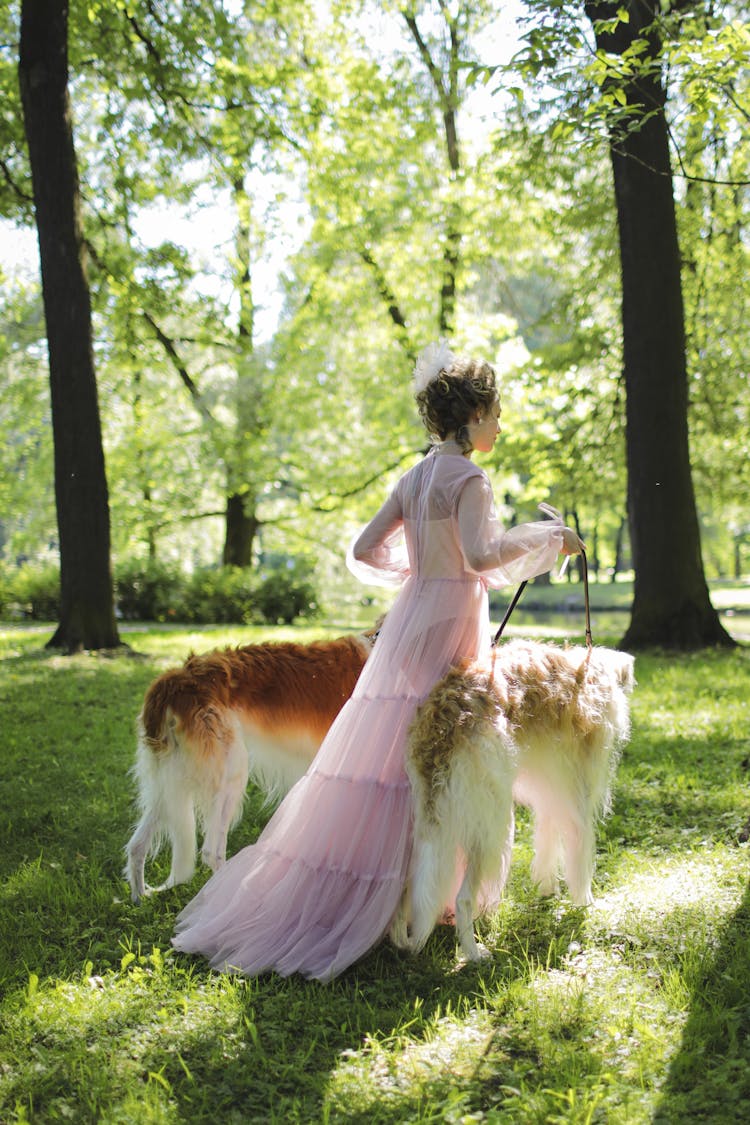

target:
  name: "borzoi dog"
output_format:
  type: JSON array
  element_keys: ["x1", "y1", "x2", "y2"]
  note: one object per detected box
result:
[
  {"x1": 399, "y1": 640, "x2": 635, "y2": 961},
  {"x1": 125, "y1": 629, "x2": 376, "y2": 900}
]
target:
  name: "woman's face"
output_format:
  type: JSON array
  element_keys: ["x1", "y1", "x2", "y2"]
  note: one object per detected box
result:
[{"x1": 467, "y1": 398, "x2": 501, "y2": 453}]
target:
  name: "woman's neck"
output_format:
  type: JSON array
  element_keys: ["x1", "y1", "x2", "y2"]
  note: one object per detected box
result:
[{"x1": 434, "y1": 436, "x2": 472, "y2": 458}]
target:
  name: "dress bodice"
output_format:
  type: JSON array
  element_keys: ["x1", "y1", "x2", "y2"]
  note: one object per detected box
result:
[{"x1": 349, "y1": 446, "x2": 564, "y2": 590}]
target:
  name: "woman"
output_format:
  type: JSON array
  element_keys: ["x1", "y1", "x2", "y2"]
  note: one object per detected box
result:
[{"x1": 172, "y1": 341, "x2": 581, "y2": 980}]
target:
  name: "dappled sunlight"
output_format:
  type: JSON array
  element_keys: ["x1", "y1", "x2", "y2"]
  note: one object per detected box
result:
[
  {"x1": 326, "y1": 1008, "x2": 493, "y2": 1111},
  {"x1": 643, "y1": 704, "x2": 748, "y2": 741},
  {"x1": 588, "y1": 849, "x2": 750, "y2": 951},
  {"x1": 0, "y1": 855, "x2": 59, "y2": 904},
  {"x1": 1, "y1": 949, "x2": 251, "y2": 1118},
  {"x1": 1, "y1": 626, "x2": 748, "y2": 1119},
  {"x1": 320, "y1": 842, "x2": 750, "y2": 1116},
  {"x1": 325, "y1": 933, "x2": 682, "y2": 1121}
]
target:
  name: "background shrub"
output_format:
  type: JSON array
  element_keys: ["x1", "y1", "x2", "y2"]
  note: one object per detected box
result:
[
  {"x1": 254, "y1": 565, "x2": 320, "y2": 624},
  {"x1": 0, "y1": 558, "x2": 320, "y2": 625},
  {"x1": 2, "y1": 561, "x2": 61, "y2": 619},
  {"x1": 114, "y1": 560, "x2": 183, "y2": 622},
  {"x1": 180, "y1": 567, "x2": 257, "y2": 624}
]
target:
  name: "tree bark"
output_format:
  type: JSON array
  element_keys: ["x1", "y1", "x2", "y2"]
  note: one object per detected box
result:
[
  {"x1": 585, "y1": 0, "x2": 733, "y2": 649},
  {"x1": 19, "y1": 0, "x2": 120, "y2": 651},
  {"x1": 222, "y1": 173, "x2": 260, "y2": 568},
  {"x1": 222, "y1": 493, "x2": 259, "y2": 568}
]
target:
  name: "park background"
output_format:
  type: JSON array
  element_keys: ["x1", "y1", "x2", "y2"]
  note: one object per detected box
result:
[{"x1": 1, "y1": 0, "x2": 749, "y2": 1121}]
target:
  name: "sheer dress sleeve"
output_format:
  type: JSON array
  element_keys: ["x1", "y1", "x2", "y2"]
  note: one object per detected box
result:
[
  {"x1": 346, "y1": 489, "x2": 410, "y2": 588},
  {"x1": 456, "y1": 474, "x2": 564, "y2": 588}
]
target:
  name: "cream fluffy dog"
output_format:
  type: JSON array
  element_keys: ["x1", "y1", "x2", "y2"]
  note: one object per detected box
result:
[
  {"x1": 125, "y1": 629, "x2": 376, "y2": 900},
  {"x1": 397, "y1": 640, "x2": 635, "y2": 961}
]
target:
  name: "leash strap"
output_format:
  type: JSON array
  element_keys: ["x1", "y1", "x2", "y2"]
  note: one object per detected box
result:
[
  {"x1": 491, "y1": 545, "x2": 593, "y2": 649},
  {"x1": 491, "y1": 580, "x2": 528, "y2": 647},
  {"x1": 581, "y1": 546, "x2": 593, "y2": 649}
]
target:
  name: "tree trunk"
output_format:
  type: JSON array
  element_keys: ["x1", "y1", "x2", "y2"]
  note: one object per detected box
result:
[
  {"x1": 222, "y1": 493, "x2": 259, "y2": 567},
  {"x1": 19, "y1": 0, "x2": 120, "y2": 652},
  {"x1": 585, "y1": 0, "x2": 733, "y2": 649},
  {"x1": 221, "y1": 173, "x2": 261, "y2": 569},
  {"x1": 612, "y1": 516, "x2": 627, "y2": 582}
]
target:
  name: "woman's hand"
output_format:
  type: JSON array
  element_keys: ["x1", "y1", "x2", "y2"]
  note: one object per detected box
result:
[{"x1": 561, "y1": 527, "x2": 585, "y2": 556}]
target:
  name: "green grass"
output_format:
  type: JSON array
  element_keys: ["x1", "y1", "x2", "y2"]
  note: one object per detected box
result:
[{"x1": 1, "y1": 621, "x2": 749, "y2": 1122}]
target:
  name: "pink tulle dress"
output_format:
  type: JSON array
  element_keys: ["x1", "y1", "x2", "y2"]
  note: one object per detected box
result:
[{"x1": 172, "y1": 442, "x2": 565, "y2": 980}]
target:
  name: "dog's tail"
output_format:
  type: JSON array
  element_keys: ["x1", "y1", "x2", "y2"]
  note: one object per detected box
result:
[{"x1": 140, "y1": 668, "x2": 229, "y2": 758}]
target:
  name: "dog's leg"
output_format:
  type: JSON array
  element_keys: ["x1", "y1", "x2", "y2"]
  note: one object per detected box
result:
[
  {"x1": 200, "y1": 738, "x2": 249, "y2": 872},
  {"x1": 560, "y1": 811, "x2": 596, "y2": 907},
  {"x1": 389, "y1": 881, "x2": 413, "y2": 949},
  {"x1": 455, "y1": 802, "x2": 514, "y2": 963},
  {"x1": 530, "y1": 811, "x2": 562, "y2": 899},
  {"x1": 154, "y1": 784, "x2": 197, "y2": 891},
  {"x1": 407, "y1": 835, "x2": 454, "y2": 953},
  {"x1": 455, "y1": 860, "x2": 491, "y2": 962},
  {"x1": 124, "y1": 811, "x2": 158, "y2": 902}
]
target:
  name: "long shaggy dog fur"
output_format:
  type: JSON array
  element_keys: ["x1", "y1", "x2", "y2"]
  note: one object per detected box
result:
[
  {"x1": 125, "y1": 629, "x2": 376, "y2": 900},
  {"x1": 400, "y1": 640, "x2": 635, "y2": 960}
]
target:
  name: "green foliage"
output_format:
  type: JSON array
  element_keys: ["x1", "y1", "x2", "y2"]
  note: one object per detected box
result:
[
  {"x1": 111, "y1": 560, "x2": 320, "y2": 626},
  {"x1": 180, "y1": 566, "x2": 258, "y2": 625},
  {"x1": 114, "y1": 559, "x2": 183, "y2": 622},
  {"x1": 254, "y1": 565, "x2": 320, "y2": 625},
  {"x1": 0, "y1": 561, "x2": 60, "y2": 620},
  {"x1": 0, "y1": 624, "x2": 749, "y2": 1121},
  {"x1": 0, "y1": 558, "x2": 321, "y2": 627},
  {"x1": 1, "y1": 0, "x2": 746, "y2": 595}
]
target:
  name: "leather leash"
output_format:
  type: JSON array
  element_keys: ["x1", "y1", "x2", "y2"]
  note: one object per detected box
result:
[{"x1": 491, "y1": 544, "x2": 593, "y2": 649}]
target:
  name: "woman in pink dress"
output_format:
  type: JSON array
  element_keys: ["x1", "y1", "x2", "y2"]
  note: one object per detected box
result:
[{"x1": 172, "y1": 342, "x2": 581, "y2": 980}]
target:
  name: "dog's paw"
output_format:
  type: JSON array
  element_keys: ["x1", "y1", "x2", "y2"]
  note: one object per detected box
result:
[
  {"x1": 458, "y1": 940, "x2": 492, "y2": 964},
  {"x1": 201, "y1": 850, "x2": 225, "y2": 872},
  {"x1": 535, "y1": 876, "x2": 560, "y2": 899},
  {"x1": 131, "y1": 882, "x2": 159, "y2": 902},
  {"x1": 389, "y1": 916, "x2": 411, "y2": 950}
]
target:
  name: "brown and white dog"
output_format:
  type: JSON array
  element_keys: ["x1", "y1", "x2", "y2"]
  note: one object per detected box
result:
[
  {"x1": 125, "y1": 628, "x2": 377, "y2": 900},
  {"x1": 396, "y1": 640, "x2": 635, "y2": 961}
]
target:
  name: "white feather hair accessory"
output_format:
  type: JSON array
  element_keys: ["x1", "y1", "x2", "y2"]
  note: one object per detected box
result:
[{"x1": 413, "y1": 339, "x2": 455, "y2": 394}]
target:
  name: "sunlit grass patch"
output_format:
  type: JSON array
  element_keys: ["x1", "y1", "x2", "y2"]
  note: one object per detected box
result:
[
  {"x1": 591, "y1": 850, "x2": 750, "y2": 939},
  {"x1": 1, "y1": 947, "x2": 253, "y2": 1123},
  {"x1": 326, "y1": 1005, "x2": 494, "y2": 1120}
]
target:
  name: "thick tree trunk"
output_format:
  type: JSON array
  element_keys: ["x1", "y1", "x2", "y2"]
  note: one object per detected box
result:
[
  {"x1": 19, "y1": 0, "x2": 120, "y2": 652},
  {"x1": 586, "y1": 0, "x2": 733, "y2": 649}
]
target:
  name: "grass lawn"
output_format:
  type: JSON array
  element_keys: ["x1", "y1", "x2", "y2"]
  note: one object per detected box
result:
[{"x1": 1, "y1": 618, "x2": 749, "y2": 1123}]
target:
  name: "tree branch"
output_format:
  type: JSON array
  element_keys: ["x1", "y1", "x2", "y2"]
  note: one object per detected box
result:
[
  {"x1": 357, "y1": 247, "x2": 415, "y2": 362},
  {"x1": 308, "y1": 448, "x2": 424, "y2": 511},
  {"x1": 402, "y1": 11, "x2": 446, "y2": 104},
  {"x1": 0, "y1": 157, "x2": 34, "y2": 204},
  {"x1": 141, "y1": 309, "x2": 218, "y2": 431}
]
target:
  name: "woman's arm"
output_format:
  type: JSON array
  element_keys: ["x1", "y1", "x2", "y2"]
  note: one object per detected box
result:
[
  {"x1": 346, "y1": 490, "x2": 410, "y2": 587},
  {"x1": 456, "y1": 475, "x2": 570, "y2": 587}
]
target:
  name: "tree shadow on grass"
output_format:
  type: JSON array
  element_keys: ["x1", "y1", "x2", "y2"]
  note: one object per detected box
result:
[{"x1": 653, "y1": 879, "x2": 750, "y2": 1124}]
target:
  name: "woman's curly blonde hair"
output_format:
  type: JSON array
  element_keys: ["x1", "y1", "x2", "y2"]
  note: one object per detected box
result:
[{"x1": 415, "y1": 356, "x2": 498, "y2": 453}]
